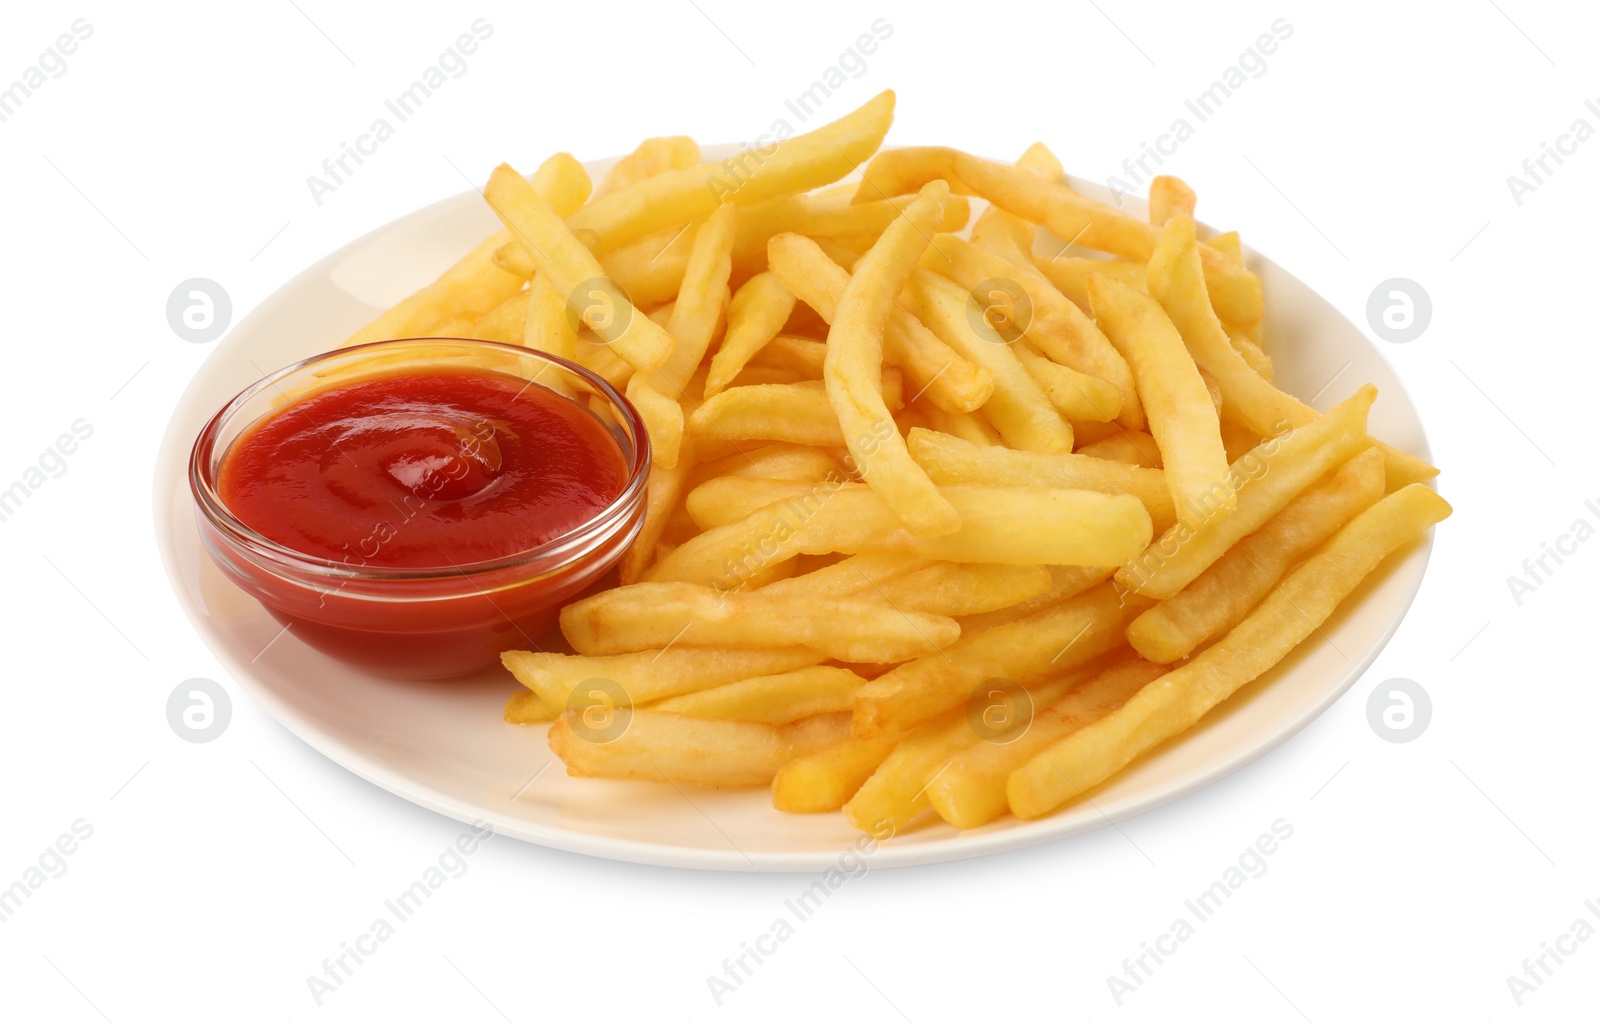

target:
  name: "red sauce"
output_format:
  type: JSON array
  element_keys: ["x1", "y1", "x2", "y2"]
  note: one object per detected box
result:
[{"x1": 218, "y1": 367, "x2": 628, "y2": 569}]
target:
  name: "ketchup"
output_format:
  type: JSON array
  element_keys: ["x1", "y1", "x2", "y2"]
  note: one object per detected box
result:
[{"x1": 218, "y1": 367, "x2": 628, "y2": 570}]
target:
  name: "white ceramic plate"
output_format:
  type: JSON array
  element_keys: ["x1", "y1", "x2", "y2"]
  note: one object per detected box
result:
[{"x1": 154, "y1": 147, "x2": 1435, "y2": 871}]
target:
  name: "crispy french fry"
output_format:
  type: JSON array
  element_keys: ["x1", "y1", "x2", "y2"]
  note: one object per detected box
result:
[
  {"x1": 1208, "y1": 230, "x2": 1243, "y2": 266},
  {"x1": 550, "y1": 710, "x2": 787, "y2": 786},
  {"x1": 501, "y1": 647, "x2": 820, "y2": 707},
  {"x1": 844, "y1": 711, "x2": 979, "y2": 833},
  {"x1": 1147, "y1": 175, "x2": 1196, "y2": 225},
  {"x1": 625, "y1": 375, "x2": 686, "y2": 469},
  {"x1": 927, "y1": 654, "x2": 1164, "y2": 828},
  {"x1": 560, "y1": 581, "x2": 960, "y2": 663},
  {"x1": 654, "y1": 665, "x2": 864, "y2": 723},
  {"x1": 772, "y1": 729, "x2": 906, "y2": 813},
  {"x1": 852, "y1": 580, "x2": 1151, "y2": 737},
  {"x1": 1128, "y1": 448, "x2": 1386, "y2": 663},
  {"x1": 1089, "y1": 273, "x2": 1233, "y2": 527},
  {"x1": 902, "y1": 269, "x2": 1074, "y2": 452},
  {"x1": 705, "y1": 272, "x2": 798, "y2": 398},
  {"x1": 767, "y1": 233, "x2": 995, "y2": 414},
  {"x1": 852, "y1": 146, "x2": 1264, "y2": 325},
  {"x1": 924, "y1": 232, "x2": 1141, "y2": 428},
  {"x1": 691, "y1": 380, "x2": 899, "y2": 448},
  {"x1": 826, "y1": 181, "x2": 961, "y2": 536},
  {"x1": 1117, "y1": 386, "x2": 1378, "y2": 599},
  {"x1": 1030, "y1": 255, "x2": 1147, "y2": 311},
  {"x1": 568, "y1": 90, "x2": 895, "y2": 248},
  {"x1": 651, "y1": 202, "x2": 738, "y2": 394},
  {"x1": 1009, "y1": 484, "x2": 1452, "y2": 817},
  {"x1": 620, "y1": 448, "x2": 693, "y2": 584},
  {"x1": 466, "y1": 288, "x2": 529, "y2": 344},
  {"x1": 344, "y1": 153, "x2": 589, "y2": 347},
  {"x1": 759, "y1": 552, "x2": 930, "y2": 599},
  {"x1": 484, "y1": 164, "x2": 674, "y2": 372},
  {"x1": 1013, "y1": 346, "x2": 1124, "y2": 423},
  {"x1": 955, "y1": 566, "x2": 1113, "y2": 633},
  {"x1": 750, "y1": 334, "x2": 826, "y2": 378},
  {"x1": 909, "y1": 427, "x2": 1176, "y2": 532},
  {"x1": 594, "y1": 135, "x2": 701, "y2": 199},
  {"x1": 1145, "y1": 213, "x2": 1433, "y2": 490},
  {"x1": 645, "y1": 483, "x2": 1153, "y2": 583},
  {"x1": 524, "y1": 274, "x2": 577, "y2": 358},
  {"x1": 1076, "y1": 428, "x2": 1162, "y2": 468},
  {"x1": 503, "y1": 688, "x2": 560, "y2": 724}
]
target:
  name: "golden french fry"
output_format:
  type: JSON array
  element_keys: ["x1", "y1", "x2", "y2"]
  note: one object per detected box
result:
[
  {"x1": 692, "y1": 380, "x2": 898, "y2": 448},
  {"x1": 524, "y1": 274, "x2": 577, "y2": 358},
  {"x1": 1088, "y1": 273, "x2": 1233, "y2": 528},
  {"x1": 901, "y1": 269, "x2": 1074, "y2": 452},
  {"x1": 1208, "y1": 230, "x2": 1243, "y2": 266},
  {"x1": 1147, "y1": 175, "x2": 1196, "y2": 226},
  {"x1": 759, "y1": 552, "x2": 930, "y2": 599},
  {"x1": 594, "y1": 135, "x2": 700, "y2": 199},
  {"x1": 503, "y1": 688, "x2": 560, "y2": 724},
  {"x1": 1013, "y1": 346, "x2": 1124, "y2": 423},
  {"x1": 646, "y1": 483, "x2": 1152, "y2": 585},
  {"x1": 927, "y1": 654, "x2": 1164, "y2": 828},
  {"x1": 651, "y1": 202, "x2": 738, "y2": 393},
  {"x1": 916, "y1": 401, "x2": 1004, "y2": 447},
  {"x1": 1128, "y1": 448, "x2": 1386, "y2": 663},
  {"x1": 501, "y1": 646, "x2": 820, "y2": 707},
  {"x1": 750, "y1": 334, "x2": 826, "y2": 378},
  {"x1": 1009, "y1": 483, "x2": 1452, "y2": 818},
  {"x1": 772, "y1": 729, "x2": 906, "y2": 813},
  {"x1": 844, "y1": 711, "x2": 978, "y2": 833},
  {"x1": 1146, "y1": 214, "x2": 1433, "y2": 490},
  {"x1": 705, "y1": 272, "x2": 798, "y2": 398},
  {"x1": 909, "y1": 427, "x2": 1176, "y2": 532},
  {"x1": 1075, "y1": 428, "x2": 1162, "y2": 468},
  {"x1": 466, "y1": 288, "x2": 529, "y2": 344},
  {"x1": 484, "y1": 164, "x2": 674, "y2": 372},
  {"x1": 826, "y1": 181, "x2": 961, "y2": 536},
  {"x1": 863, "y1": 562, "x2": 1052, "y2": 617},
  {"x1": 625, "y1": 375, "x2": 686, "y2": 469},
  {"x1": 925, "y1": 232, "x2": 1141, "y2": 428},
  {"x1": 560, "y1": 581, "x2": 960, "y2": 663},
  {"x1": 550, "y1": 710, "x2": 787, "y2": 786},
  {"x1": 955, "y1": 566, "x2": 1114, "y2": 634},
  {"x1": 620, "y1": 447, "x2": 692, "y2": 584},
  {"x1": 1228, "y1": 328, "x2": 1274, "y2": 380},
  {"x1": 654, "y1": 665, "x2": 864, "y2": 723},
  {"x1": 851, "y1": 146, "x2": 1264, "y2": 325},
  {"x1": 1030, "y1": 255, "x2": 1147, "y2": 310},
  {"x1": 1116, "y1": 385, "x2": 1376, "y2": 599},
  {"x1": 344, "y1": 153, "x2": 589, "y2": 347},
  {"x1": 852, "y1": 580, "x2": 1151, "y2": 737},
  {"x1": 568, "y1": 90, "x2": 895, "y2": 248},
  {"x1": 767, "y1": 233, "x2": 995, "y2": 414}
]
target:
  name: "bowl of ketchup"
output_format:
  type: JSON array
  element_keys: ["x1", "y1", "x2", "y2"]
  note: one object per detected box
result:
[{"x1": 189, "y1": 337, "x2": 650, "y2": 679}]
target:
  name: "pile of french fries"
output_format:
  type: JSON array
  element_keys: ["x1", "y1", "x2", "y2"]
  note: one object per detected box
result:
[{"x1": 347, "y1": 91, "x2": 1448, "y2": 834}]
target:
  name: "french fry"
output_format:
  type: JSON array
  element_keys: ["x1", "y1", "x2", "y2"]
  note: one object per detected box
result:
[
  {"x1": 908, "y1": 427, "x2": 1176, "y2": 532},
  {"x1": 625, "y1": 375, "x2": 687, "y2": 469},
  {"x1": 344, "y1": 153, "x2": 590, "y2": 347},
  {"x1": 503, "y1": 688, "x2": 560, "y2": 725},
  {"x1": 759, "y1": 552, "x2": 931, "y2": 599},
  {"x1": 1145, "y1": 213, "x2": 1434, "y2": 490},
  {"x1": 901, "y1": 269, "x2": 1075, "y2": 452},
  {"x1": 1128, "y1": 447, "x2": 1386, "y2": 663},
  {"x1": 767, "y1": 233, "x2": 995, "y2": 414},
  {"x1": 560, "y1": 581, "x2": 961, "y2": 663},
  {"x1": 924, "y1": 232, "x2": 1141, "y2": 428},
  {"x1": 524, "y1": 274, "x2": 577, "y2": 358},
  {"x1": 691, "y1": 379, "x2": 899, "y2": 448},
  {"x1": 955, "y1": 566, "x2": 1113, "y2": 633},
  {"x1": 1013, "y1": 346, "x2": 1124, "y2": 423},
  {"x1": 852, "y1": 580, "x2": 1151, "y2": 737},
  {"x1": 620, "y1": 447, "x2": 693, "y2": 584},
  {"x1": 466, "y1": 288, "x2": 529, "y2": 344},
  {"x1": 593, "y1": 135, "x2": 701, "y2": 199},
  {"x1": 1208, "y1": 230, "x2": 1243, "y2": 265},
  {"x1": 852, "y1": 146, "x2": 1264, "y2": 325},
  {"x1": 1029, "y1": 255, "x2": 1147, "y2": 311},
  {"x1": 1009, "y1": 484, "x2": 1453, "y2": 818},
  {"x1": 1147, "y1": 175, "x2": 1196, "y2": 226},
  {"x1": 1116, "y1": 386, "x2": 1376, "y2": 599},
  {"x1": 690, "y1": 442, "x2": 840, "y2": 488},
  {"x1": 826, "y1": 181, "x2": 961, "y2": 536},
  {"x1": 1075, "y1": 428, "x2": 1162, "y2": 468},
  {"x1": 844, "y1": 711, "x2": 979, "y2": 833},
  {"x1": 927, "y1": 654, "x2": 1164, "y2": 828},
  {"x1": 651, "y1": 202, "x2": 738, "y2": 393},
  {"x1": 568, "y1": 90, "x2": 895, "y2": 248},
  {"x1": 501, "y1": 646, "x2": 821, "y2": 707},
  {"x1": 750, "y1": 334, "x2": 826, "y2": 378},
  {"x1": 483, "y1": 164, "x2": 674, "y2": 372},
  {"x1": 772, "y1": 729, "x2": 907, "y2": 813},
  {"x1": 644, "y1": 483, "x2": 1153, "y2": 583},
  {"x1": 862, "y1": 562, "x2": 1052, "y2": 617},
  {"x1": 1088, "y1": 273, "x2": 1233, "y2": 528},
  {"x1": 654, "y1": 665, "x2": 864, "y2": 723},
  {"x1": 550, "y1": 710, "x2": 787, "y2": 786},
  {"x1": 704, "y1": 272, "x2": 798, "y2": 398}
]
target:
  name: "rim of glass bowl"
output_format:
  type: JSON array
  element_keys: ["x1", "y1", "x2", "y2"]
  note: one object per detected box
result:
[{"x1": 188, "y1": 337, "x2": 652, "y2": 584}]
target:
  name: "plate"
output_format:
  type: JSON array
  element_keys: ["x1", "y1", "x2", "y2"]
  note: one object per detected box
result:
[{"x1": 153, "y1": 147, "x2": 1435, "y2": 870}]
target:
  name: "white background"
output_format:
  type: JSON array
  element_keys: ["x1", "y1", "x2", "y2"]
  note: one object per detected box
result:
[{"x1": 2, "y1": 0, "x2": 1596, "y2": 1019}]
